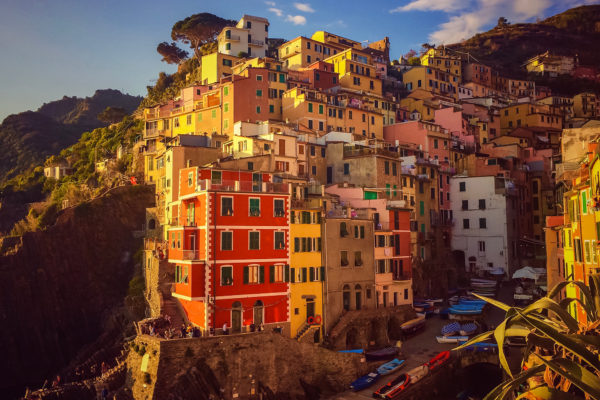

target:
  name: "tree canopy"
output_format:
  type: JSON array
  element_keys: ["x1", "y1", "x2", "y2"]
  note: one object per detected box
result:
[
  {"x1": 156, "y1": 42, "x2": 189, "y2": 64},
  {"x1": 171, "y1": 13, "x2": 237, "y2": 59},
  {"x1": 97, "y1": 107, "x2": 128, "y2": 124}
]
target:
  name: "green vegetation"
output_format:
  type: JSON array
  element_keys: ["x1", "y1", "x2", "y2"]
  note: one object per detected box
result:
[
  {"x1": 171, "y1": 13, "x2": 236, "y2": 59},
  {"x1": 97, "y1": 106, "x2": 128, "y2": 124},
  {"x1": 156, "y1": 42, "x2": 189, "y2": 64},
  {"x1": 456, "y1": 277, "x2": 600, "y2": 399}
]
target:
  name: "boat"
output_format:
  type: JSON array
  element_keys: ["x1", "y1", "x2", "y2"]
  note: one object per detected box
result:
[
  {"x1": 427, "y1": 350, "x2": 451, "y2": 370},
  {"x1": 413, "y1": 301, "x2": 430, "y2": 312},
  {"x1": 463, "y1": 342, "x2": 498, "y2": 352},
  {"x1": 424, "y1": 298, "x2": 443, "y2": 306},
  {"x1": 471, "y1": 281, "x2": 497, "y2": 289},
  {"x1": 406, "y1": 365, "x2": 429, "y2": 384},
  {"x1": 436, "y1": 335, "x2": 468, "y2": 344},
  {"x1": 441, "y1": 321, "x2": 460, "y2": 336},
  {"x1": 373, "y1": 373, "x2": 410, "y2": 399},
  {"x1": 471, "y1": 278, "x2": 497, "y2": 284},
  {"x1": 448, "y1": 307, "x2": 482, "y2": 315},
  {"x1": 339, "y1": 349, "x2": 364, "y2": 354},
  {"x1": 469, "y1": 291, "x2": 496, "y2": 298},
  {"x1": 350, "y1": 372, "x2": 380, "y2": 391},
  {"x1": 450, "y1": 304, "x2": 483, "y2": 311},
  {"x1": 448, "y1": 295, "x2": 460, "y2": 305},
  {"x1": 459, "y1": 322, "x2": 478, "y2": 336},
  {"x1": 458, "y1": 299, "x2": 486, "y2": 307},
  {"x1": 365, "y1": 346, "x2": 399, "y2": 361},
  {"x1": 400, "y1": 316, "x2": 426, "y2": 334},
  {"x1": 377, "y1": 358, "x2": 405, "y2": 376}
]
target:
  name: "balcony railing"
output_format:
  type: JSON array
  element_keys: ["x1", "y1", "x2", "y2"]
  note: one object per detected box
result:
[
  {"x1": 144, "y1": 129, "x2": 167, "y2": 139},
  {"x1": 393, "y1": 273, "x2": 412, "y2": 281},
  {"x1": 249, "y1": 39, "x2": 264, "y2": 46},
  {"x1": 181, "y1": 249, "x2": 201, "y2": 261},
  {"x1": 196, "y1": 179, "x2": 290, "y2": 194},
  {"x1": 225, "y1": 34, "x2": 241, "y2": 41}
]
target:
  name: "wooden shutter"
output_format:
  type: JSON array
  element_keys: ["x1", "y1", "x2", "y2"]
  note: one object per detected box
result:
[
  {"x1": 269, "y1": 265, "x2": 275, "y2": 283},
  {"x1": 259, "y1": 265, "x2": 265, "y2": 283},
  {"x1": 243, "y1": 266, "x2": 249, "y2": 284},
  {"x1": 302, "y1": 268, "x2": 307, "y2": 282},
  {"x1": 309, "y1": 267, "x2": 315, "y2": 282},
  {"x1": 291, "y1": 267, "x2": 295, "y2": 283},
  {"x1": 285, "y1": 265, "x2": 290, "y2": 282}
]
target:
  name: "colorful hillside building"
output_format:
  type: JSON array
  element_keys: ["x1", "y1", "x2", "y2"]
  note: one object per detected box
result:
[
  {"x1": 167, "y1": 168, "x2": 291, "y2": 334},
  {"x1": 289, "y1": 189, "x2": 325, "y2": 342}
]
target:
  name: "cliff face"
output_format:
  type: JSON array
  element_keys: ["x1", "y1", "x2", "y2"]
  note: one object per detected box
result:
[{"x1": 0, "y1": 185, "x2": 154, "y2": 396}]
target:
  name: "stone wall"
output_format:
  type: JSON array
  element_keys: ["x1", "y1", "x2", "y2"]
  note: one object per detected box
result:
[
  {"x1": 325, "y1": 305, "x2": 416, "y2": 350},
  {"x1": 127, "y1": 332, "x2": 370, "y2": 399}
]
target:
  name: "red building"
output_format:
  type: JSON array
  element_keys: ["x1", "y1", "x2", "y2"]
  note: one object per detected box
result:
[{"x1": 167, "y1": 168, "x2": 291, "y2": 334}]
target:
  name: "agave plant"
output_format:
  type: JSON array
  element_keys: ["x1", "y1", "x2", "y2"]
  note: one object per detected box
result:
[{"x1": 455, "y1": 276, "x2": 600, "y2": 400}]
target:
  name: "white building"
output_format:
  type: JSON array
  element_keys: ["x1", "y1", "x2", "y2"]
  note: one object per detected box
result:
[
  {"x1": 217, "y1": 15, "x2": 269, "y2": 58},
  {"x1": 450, "y1": 175, "x2": 519, "y2": 277}
]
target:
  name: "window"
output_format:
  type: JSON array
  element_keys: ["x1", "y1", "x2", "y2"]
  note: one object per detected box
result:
[
  {"x1": 463, "y1": 219, "x2": 470, "y2": 229},
  {"x1": 479, "y1": 199, "x2": 486, "y2": 209},
  {"x1": 479, "y1": 218, "x2": 487, "y2": 229},
  {"x1": 274, "y1": 232, "x2": 285, "y2": 250},
  {"x1": 344, "y1": 163, "x2": 350, "y2": 175},
  {"x1": 256, "y1": 89, "x2": 262, "y2": 97},
  {"x1": 256, "y1": 106, "x2": 261, "y2": 114},
  {"x1": 186, "y1": 114, "x2": 192, "y2": 125},
  {"x1": 319, "y1": 104, "x2": 323, "y2": 114},
  {"x1": 221, "y1": 266, "x2": 233, "y2": 286},
  {"x1": 312, "y1": 166, "x2": 317, "y2": 175},
  {"x1": 187, "y1": 172, "x2": 194, "y2": 187},
  {"x1": 321, "y1": 147, "x2": 326, "y2": 157},
  {"x1": 354, "y1": 251, "x2": 363, "y2": 266},
  {"x1": 340, "y1": 222, "x2": 349, "y2": 237},
  {"x1": 462, "y1": 200, "x2": 468, "y2": 210},
  {"x1": 223, "y1": 58, "x2": 232, "y2": 67},
  {"x1": 269, "y1": 104, "x2": 274, "y2": 113},
  {"x1": 244, "y1": 265, "x2": 264, "y2": 285},
  {"x1": 384, "y1": 161, "x2": 390, "y2": 175},
  {"x1": 459, "y1": 182, "x2": 466, "y2": 192},
  {"x1": 341, "y1": 251, "x2": 349, "y2": 266},
  {"x1": 478, "y1": 241, "x2": 486, "y2": 252},
  {"x1": 392, "y1": 163, "x2": 397, "y2": 176},
  {"x1": 274, "y1": 199, "x2": 285, "y2": 217},
  {"x1": 249, "y1": 198, "x2": 260, "y2": 216},
  {"x1": 221, "y1": 231, "x2": 233, "y2": 250},
  {"x1": 226, "y1": 43, "x2": 231, "y2": 50},
  {"x1": 270, "y1": 264, "x2": 284, "y2": 283},
  {"x1": 419, "y1": 201, "x2": 424, "y2": 216},
  {"x1": 221, "y1": 197, "x2": 233, "y2": 216},
  {"x1": 308, "y1": 103, "x2": 313, "y2": 112}
]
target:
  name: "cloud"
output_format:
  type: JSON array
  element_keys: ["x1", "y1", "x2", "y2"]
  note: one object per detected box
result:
[
  {"x1": 326, "y1": 19, "x2": 347, "y2": 28},
  {"x1": 397, "y1": 0, "x2": 564, "y2": 45},
  {"x1": 264, "y1": 1, "x2": 276, "y2": 6},
  {"x1": 390, "y1": 0, "x2": 466, "y2": 13},
  {"x1": 286, "y1": 14, "x2": 307, "y2": 25},
  {"x1": 294, "y1": 3, "x2": 315, "y2": 12},
  {"x1": 268, "y1": 7, "x2": 283, "y2": 17}
]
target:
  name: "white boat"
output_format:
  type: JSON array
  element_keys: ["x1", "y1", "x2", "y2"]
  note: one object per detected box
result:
[
  {"x1": 407, "y1": 365, "x2": 429, "y2": 384},
  {"x1": 436, "y1": 335, "x2": 468, "y2": 344},
  {"x1": 471, "y1": 282, "x2": 497, "y2": 289}
]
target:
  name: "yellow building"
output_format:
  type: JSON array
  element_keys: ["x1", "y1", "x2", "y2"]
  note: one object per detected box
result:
[
  {"x1": 419, "y1": 47, "x2": 462, "y2": 79},
  {"x1": 278, "y1": 36, "x2": 345, "y2": 70},
  {"x1": 200, "y1": 52, "x2": 240, "y2": 84},
  {"x1": 499, "y1": 103, "x2": 563, "y2": 134},
  {"x1": 311, "y1": 31, "x2": 362, "y2": 50},
  {"x1": 324, "y1": 48, "x2": 382, "y2": 96},
  {"x1": 399, "y1": 90, "x2": 441, "y2": 121},
  {"x1": 282, "y1": 87, "x2": 384, "y2": 139},
  {"x1": 403, "y1": 66, "x2": 460, "y2": 100},
  {"x1": 573, "y1": 92, "x2": 599, "y2": 118},
  {"x1": 290, "y1": 200, "x2": 324, "y2": 342}
]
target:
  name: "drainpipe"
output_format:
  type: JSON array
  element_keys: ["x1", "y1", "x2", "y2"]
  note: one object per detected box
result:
[
  {"x1": 212, "y1": 190, "x2": 217, "y2": 333},
  {"x1": 322, "y1": 217, "x2": 328, "y2": 336}
]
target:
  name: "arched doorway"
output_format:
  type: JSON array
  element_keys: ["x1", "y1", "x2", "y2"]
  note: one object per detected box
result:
[
  {"x1": 253, "y1": 300, "x2": 264, "y2": 326},
  {"x1": 343, "y1": 285, "x2": 351, "y2": 311},
  {"x1": 231, "y1": 301, "x2": 242, "y2": 333},
  {"x1": 355, "y1": 284, "x2": 362, "y2": 310}
]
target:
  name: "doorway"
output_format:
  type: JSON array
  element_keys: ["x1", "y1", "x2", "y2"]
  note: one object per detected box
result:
[
  {"x1": 253, "y1": 300, "x2": 264, "y2": 326},
  {"x1": 355, "y1": 284, "x2": 362, "y2": 310},
  {"x1": 343, "y1": 285, "x2": 351, "y2": 311},
  {"x1": 306, "y1": 299, "x2": 315, "y2": 321},
  {"x1": 231, "y1": 301, "x2": 242, "y2": 333}
]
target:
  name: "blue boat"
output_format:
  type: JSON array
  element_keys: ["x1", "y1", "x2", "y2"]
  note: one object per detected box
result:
[
  {"x1": 339, "y1": 349, "x2": 364, "y2": 354},
  {"x1": 439, "y1": 308, "x2": 450, "y2": 320},
  {"x1": 350, "y1": 371, "x2": 380, "y2": 391},
  {"x1": 459, "y1": 299, "x2": 486, "y2": 306},
  {"x1": 450, "y1": 304, "x2": 483, "y2": 310},
  {"x1": 441, "y1": 322, "x2": 460, "y2": 336},
  {"x1": 464, "y1": 342, "x2": 498, "y2": 352},
  {"x1": 460, "y1": 322, "x2": 478, "y2": 336},
  {"x1": 448, "y1": 307, "x2": 482, "y2": 315},
  {"x1": 377, "y1": 358, "x2": 405, "y2": 376}
]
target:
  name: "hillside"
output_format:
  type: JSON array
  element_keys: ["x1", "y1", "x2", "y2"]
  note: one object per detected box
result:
[
  {"x1": 0, "y1": 89, "x2": 142, "y2": 183},
  {"x1": 447, "y1": 5, "x2": 600, "y2": 81}
]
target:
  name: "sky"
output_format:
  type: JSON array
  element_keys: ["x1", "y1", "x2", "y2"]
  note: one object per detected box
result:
[{"x1": 0, "y1": 0, "x2": 597, "y2": 121}]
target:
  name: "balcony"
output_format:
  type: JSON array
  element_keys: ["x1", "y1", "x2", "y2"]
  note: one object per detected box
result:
[
  {"x1": 224, "y1": 34, "x2": 241, "y2": 41},
  {"x1": 144, "y1": 129, "x2": 167, "y2": 140},
  {"x1": 195, "y1": 179, "x2": 290, "y2": 194},
  {"x1": 375, "y1": 222, "x2": 395, "y2": 231},
  {"x1": 249, "y1": 39, "x2": 264, "y2": 46},
  {"x1": 181, "y1": 249, "x2": 201, "y2": 261},
  {"x1": 393, "y1": 273, "x2": 412, "y2": 282}
]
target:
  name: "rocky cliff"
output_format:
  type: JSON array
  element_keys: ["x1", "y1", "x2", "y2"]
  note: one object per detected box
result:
[{"x1": 0, "y1": 184, "x2": 154, "y2": 398}]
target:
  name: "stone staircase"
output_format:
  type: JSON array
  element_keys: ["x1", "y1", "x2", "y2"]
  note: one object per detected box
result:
[{"x1": 297, "y1": 325, "x2": 320, "y2": 343}]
